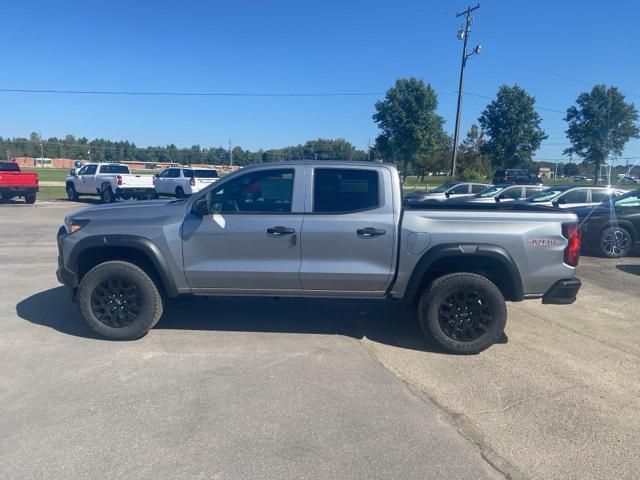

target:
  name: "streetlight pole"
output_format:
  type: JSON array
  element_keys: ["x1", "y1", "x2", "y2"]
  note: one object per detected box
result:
[{"x1": 449, "y1": 3, "x2": 481, "y2": 179}]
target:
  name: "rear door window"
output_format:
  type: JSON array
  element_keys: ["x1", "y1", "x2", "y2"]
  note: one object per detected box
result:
[
  {"x1": 590, "y1": 190, "x2": 613, "y2": 203},
  {"x1": 471, "y1": 184, "x2": 486, "y2": 193},
  {"x1": 313, "y1": 168, "x2": 379, "y2": 213}
]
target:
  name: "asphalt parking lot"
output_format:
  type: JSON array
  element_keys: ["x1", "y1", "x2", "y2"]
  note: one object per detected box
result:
[{"x1": 1, "y1": 201, "x2": 639, "y2": 479}]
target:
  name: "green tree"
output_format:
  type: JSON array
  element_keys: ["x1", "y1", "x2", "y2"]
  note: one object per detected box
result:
[
  {"x1": 564, "y1": 85, "x2": 639, "y2": 185},
  {"x1": 479, "y1": 85, "x2": 547, "y2": 169},
  {"x1": 373, "y1": 78, "x2": 445, "y2": 178},
  {"x1": 457, "y1": 124, "x2": 489, "y2": 176}
]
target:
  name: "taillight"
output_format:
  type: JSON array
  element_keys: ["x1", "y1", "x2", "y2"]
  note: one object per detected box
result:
[
  {"x1": 562, "y1": 224, "x2": 581, "y2": 267},
  {"x1": 116, "y1": 175, "x2": 122, "y2": 186},
  {"x1": 190, "y1": 177, "x2": 195, "y2": 187}
]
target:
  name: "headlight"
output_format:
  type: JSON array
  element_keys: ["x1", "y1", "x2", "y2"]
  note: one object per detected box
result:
[{"x1": 64, "y1": 217, "x2": 89, "y2": 234}]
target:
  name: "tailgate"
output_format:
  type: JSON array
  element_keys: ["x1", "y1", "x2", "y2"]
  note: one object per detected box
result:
[
  {"x1": 0, "y1": 172, "x2": 38, "y2": 187},
  {"x1": 118, "y1": 174, "x2": 154, "y2": 188}
]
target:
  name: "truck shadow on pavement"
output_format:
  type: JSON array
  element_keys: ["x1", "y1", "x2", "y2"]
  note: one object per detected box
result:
[{"x1": 16, "y1": 287, "x2": 507, "y2": 354}]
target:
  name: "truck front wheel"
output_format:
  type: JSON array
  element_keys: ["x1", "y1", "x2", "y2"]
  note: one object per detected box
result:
[
  {"x1": 78, "y1": 261, "x2": 164, "y2": 340},
  {"x1": 66, "y1": 184, "x2": 79, "y2": 201},
  {"x1": 418, "y1": 273, "x2": 507, "y2": 354}
]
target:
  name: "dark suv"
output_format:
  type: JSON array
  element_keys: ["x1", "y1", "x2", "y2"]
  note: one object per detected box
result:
[
  {"x1": 493, "y1": 169, "x2": 541, "y2": 185},
  {"x1": 573, "y1": 189, "x2": 640, "y2": 258}
]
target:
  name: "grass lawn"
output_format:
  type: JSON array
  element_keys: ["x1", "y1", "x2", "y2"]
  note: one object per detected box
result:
[{"x1": 37, "y1": 186, "x2": 68, "y2": 200}]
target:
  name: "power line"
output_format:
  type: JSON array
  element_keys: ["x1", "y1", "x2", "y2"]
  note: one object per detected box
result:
[
  {"x1": 0, "y1": 87, "x2": 386, "y2": 97},
  {"x1": 484, "y1": 53, "x2": 640, "y2": 99}
]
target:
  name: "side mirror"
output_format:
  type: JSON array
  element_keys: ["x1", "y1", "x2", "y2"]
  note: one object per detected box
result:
[
  {"x1": 495, "y1": 196, "x2": 502, "y2": 203},
  {"x1": 497, "y1": 194, "x2": 505, "y2": 200},
  {"x1": 154, "y1": 173, "x2": 159, "y2": 178},
  {"x1": 69, "y1": 169, "x2": 77, "y2": 176},
  {"x1": 445, "y1": 192, "x2": 451, "y2": 199},
  {"x1": 191, "y1": 197, "x2": 209, "y2": 217}
]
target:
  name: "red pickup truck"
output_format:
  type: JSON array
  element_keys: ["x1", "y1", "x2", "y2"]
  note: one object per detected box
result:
[{"x1": 0, "y1": 162, "x2": 39, "y2": 203}]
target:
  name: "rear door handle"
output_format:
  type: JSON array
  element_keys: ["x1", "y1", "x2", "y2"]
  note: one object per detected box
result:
[
  {"x1": 267, "y1": 226, "x2": 296, "y2": 236},
  {"x1": 357, "y1": 227, "x2": 386, "y2": 237}
]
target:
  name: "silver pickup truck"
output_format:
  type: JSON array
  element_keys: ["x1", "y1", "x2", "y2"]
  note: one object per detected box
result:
[{"x1": 57, "y1": 161, "x2": 581, "y2": 354}]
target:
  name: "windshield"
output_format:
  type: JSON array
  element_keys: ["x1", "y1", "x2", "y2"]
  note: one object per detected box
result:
[
  {"x1": 430, "y1": 181, "x2": 459, "y2": 193},
  {"x1": 527, "y1": 187, "x2": 569, "y2": 202},
  {"x1": 614, "y1": 190, "x2": 640, "y2": 208},
  {"x1": 476, "y1": 185, "x2": 504, "y2": 198}
]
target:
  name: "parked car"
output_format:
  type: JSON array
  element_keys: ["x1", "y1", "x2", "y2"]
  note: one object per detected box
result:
[
  {"x1": 573, "y1": 189, "x2": 640, "y2": 258},
  {"x1": 154, "y1": 167, "x2": 219, "y2": 197},
  {"x1": 448, "y1": 184, "x2": 545, "y2": 204},
  {"x1": 65, "y1": 163, "x2": 155, "y2": 203},
  {"x1": 492, "y1": 169, "x2": 541, "y2": 185},
  {"x1": 0, "y1": 161, "x2": 38, "y2": 203},
  {"x1": 522, "y1": 185, "x2": 625, "y2": 209},
  {"x1": 403, "y1": 181, "x2": 490, "y2": 202},
  {"x1": 57, "y1": 161, "x2": 581, "y2": 354}
]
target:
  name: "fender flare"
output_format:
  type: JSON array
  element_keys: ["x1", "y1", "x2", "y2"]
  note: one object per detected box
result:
[
  {"x1": 68, "y1": 234, "x2": 179, "y2": 297},
  {"x1": 403, "y1": 243, "x2": 524, "y2": 301}
]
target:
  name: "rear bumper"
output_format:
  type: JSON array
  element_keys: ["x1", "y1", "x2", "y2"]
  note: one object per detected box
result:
[
  {"x1": 0, "y1": 186, "x2": 38, "y2": 195},
  {"x1": 115, "y1": 187, "x2": 155, "y2": 196},
  {"x1": 542, "y1": 278, "x2": 581, "y2": 304}
]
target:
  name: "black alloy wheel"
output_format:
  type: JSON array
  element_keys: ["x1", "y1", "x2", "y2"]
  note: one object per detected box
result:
[
  {"x1": 438, "y1": 290, "x2": 494, "y2": 342},
  {"x1": 90, "y1": 277, "x2": 143, "y2": 328}
]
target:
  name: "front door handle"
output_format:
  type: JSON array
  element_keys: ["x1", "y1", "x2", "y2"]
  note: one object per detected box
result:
[
  {"x1": 267, "y1": 226, "x2": 296, "y2": 236},
  {"x1": 357, "y1": 227, "x2": 386, "y2": 237}
]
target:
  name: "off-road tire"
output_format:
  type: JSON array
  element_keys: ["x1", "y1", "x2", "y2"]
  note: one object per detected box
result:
[
  {"x1": 418, "y1": 272, "x2": 507, "y2": 355},
  {"x1": 599, "y1": 226, "x2": 632, "y2": 258},
  {"x1": 78, "y1": 261, "x2": 163, "y2": 340}
]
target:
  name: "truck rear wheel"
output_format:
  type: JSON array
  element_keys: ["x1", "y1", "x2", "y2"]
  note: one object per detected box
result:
[
  {"x1": 101, "y1": 184, "x2": 116, "y2": 203},
  {"x1": 418, "y1": 273, "x2": 506, "y2": 354},
  {"x1": 78, "y1": 261, "x2": 163, "y2": 340},
  {"x1": 25, "y1": 194, "x2": 36, "y2": 204}
]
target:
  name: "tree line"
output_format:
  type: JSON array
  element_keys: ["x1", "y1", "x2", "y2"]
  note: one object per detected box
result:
[
  {"x1": 3, "y1": 79, "x2": 638, "y2": 184},
  {"x1": 0, "y1": 135, "x2": 368, "y2": 166}
]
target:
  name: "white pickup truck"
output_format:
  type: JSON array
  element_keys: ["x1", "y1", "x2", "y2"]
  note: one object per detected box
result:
[{"x1": 65, "y1": 163, "x2": 156, "y2": 203}]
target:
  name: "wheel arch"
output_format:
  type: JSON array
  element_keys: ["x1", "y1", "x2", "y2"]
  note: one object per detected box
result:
[
  {"x1": 69, "y1": 235, "x2": 179, "y2": 298},
  {"x1": 403, "y1": 243, "x2": 524, "y2": 302}
]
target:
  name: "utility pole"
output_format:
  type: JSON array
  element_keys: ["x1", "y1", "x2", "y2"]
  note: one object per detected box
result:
[
  {"x1": 367, "y1": 138, "x2": 371, "y2": 161},
  {"x1": 38, "y1": 131, "x2": 44, "y2": 165},
  {"x1": 449, "y1": 3, "x2": 481, "y2": 179},
  {"x1": 228, "y1": 139, "x2": 233, "y2": 168}
]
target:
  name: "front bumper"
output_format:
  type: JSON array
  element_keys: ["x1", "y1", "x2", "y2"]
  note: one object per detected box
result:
[
  {"x1": 56, "y1": 226, "x2": 77, "y2": 291},
  {"x1": 542, "y1": 278, "x2": 581, "y2": 304}
]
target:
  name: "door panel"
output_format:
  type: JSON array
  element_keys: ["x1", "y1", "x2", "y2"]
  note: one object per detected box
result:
[
  {"x1": 182, "y1": 167, "x2": 305, "y2": 292},
  {"x1": 299, "y1": 167, "x2": 396, "y2": 293}
]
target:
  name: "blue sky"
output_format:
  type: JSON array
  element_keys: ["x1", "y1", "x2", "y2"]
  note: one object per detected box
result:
[{"x1": 1, "y1": 0, "x2": 639, "y2": 162}]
